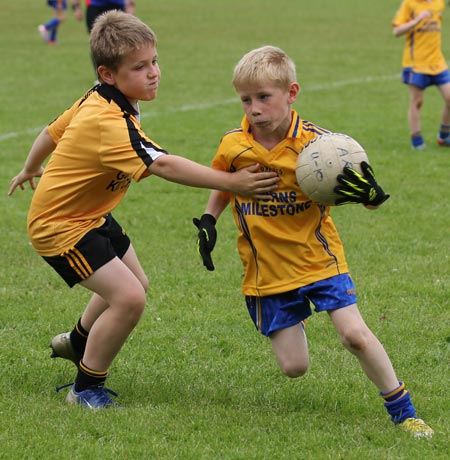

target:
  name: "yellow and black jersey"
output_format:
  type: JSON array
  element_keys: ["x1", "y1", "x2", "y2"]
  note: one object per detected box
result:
[
  {"x1": 28, "y1": 84, "x2": 167, "y2": 256},
  {"x1": 212, "y1": 111, "x2": 348, "y2": 297},
  {"x1": 392, "y1": 0, "x2": 448, "y2": 74}
]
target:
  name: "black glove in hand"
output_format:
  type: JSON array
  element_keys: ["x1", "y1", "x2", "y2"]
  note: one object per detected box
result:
[
  {"x1": 334, "y1": 161, "x2": 390, "y2": 207},
  {"x1": 192, "y1": 214, "x2": 217, "y2": 271}
]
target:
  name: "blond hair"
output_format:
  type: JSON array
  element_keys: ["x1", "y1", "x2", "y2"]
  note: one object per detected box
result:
[
  {"x1": 232, "y1": 46, "x2": 297, "y2": 90},
  {"x1": 90, "y1": 10, "x2": 157, "y2": 71}
]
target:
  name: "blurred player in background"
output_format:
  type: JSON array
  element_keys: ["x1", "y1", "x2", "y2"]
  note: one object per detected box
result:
[
  {"x1": 193, "y1": 45, "x2": 433, "y2": 438},
  {"x1": 392, "y1": 0, "x2": 450, "y2": 150},
  {"x1": 85, "y1": 0, "x2": 136, "y2": 79},
  {"x1": 38, "y1": 0, "x2": 83, "y2": 44},
  {"x1": 85, "y1": 0, "x2": 136, "y2": 33}
]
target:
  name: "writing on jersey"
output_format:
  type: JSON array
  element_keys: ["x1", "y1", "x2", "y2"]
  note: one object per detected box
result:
[{"x1": 239, "y1": 191, "x2": 312, "y2": 217}]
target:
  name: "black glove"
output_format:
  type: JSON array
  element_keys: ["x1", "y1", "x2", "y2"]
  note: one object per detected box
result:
[
  {"x1": 334, "y1": 161, "x2": 390, "y2": 206},
  {"x1": 192, "y1": 214, "x2": 217, "y2": 271}
]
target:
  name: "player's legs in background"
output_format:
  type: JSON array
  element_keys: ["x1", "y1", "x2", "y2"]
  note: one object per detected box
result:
[
  {"x1": 49, "y1": 5, "x2": 67, "y2": 42},
  {"x1": 39, "y1": 3, "x2": 67, "y2": 43},
  {"x1": 270, "y1": 323, "x2": 309, "y2": 378},
  {"x1": 437, "y1": 81, "x2": 450, "y2": 146},
  {"x1": 408, "y1": 85, "x2": 426, "y2": 150}
]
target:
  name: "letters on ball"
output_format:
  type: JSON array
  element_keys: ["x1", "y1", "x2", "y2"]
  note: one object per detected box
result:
[{"x1": 295, "y1": 133, "x2": 369, "y2": 206}]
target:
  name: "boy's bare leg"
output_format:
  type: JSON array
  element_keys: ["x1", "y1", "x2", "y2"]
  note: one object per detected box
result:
[
  {"x1": 437, "y1": 81, "x2": 450, "y2": 125},
  {"x1": 80, "y1": 256, "x2": 146, "y2": 372},
  {"x1": 408, "y1": 85, "x2": 424, "y2": 136},
  {"x1": 80, "y1": 243, "x2": 149, "y2": 331},
  {"x1": 270, "y1": 323, "x2": 309, "y2": 378},
  {"x1": 328, "y1": 304, "x2": 399, "y2": 393}
]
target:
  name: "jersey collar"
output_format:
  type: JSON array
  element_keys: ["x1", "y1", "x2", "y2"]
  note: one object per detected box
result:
[{"x1": 96, "y1": 83, "x2": 139, "y2": 117}]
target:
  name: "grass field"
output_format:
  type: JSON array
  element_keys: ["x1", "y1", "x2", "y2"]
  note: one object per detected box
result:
[{"x1": 1, "y1": 1, "x2": 449, "y2": 459}]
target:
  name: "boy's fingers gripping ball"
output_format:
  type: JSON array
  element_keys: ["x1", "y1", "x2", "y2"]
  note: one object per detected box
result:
[{"x1": 335, "y1": 161, "x2": 390, "y2": 206}]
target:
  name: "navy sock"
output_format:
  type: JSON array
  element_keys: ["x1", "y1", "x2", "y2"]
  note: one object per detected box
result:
[
  {"x1": 45, "y1": 18, "x2": 60, "y2": 41},
  {"x1": 69, "y1": 318, "x2": 88, "y2": 357},
  {"x1": 381, "y1": 382, "x2": 417, "y2": 423},
  {"x1": 439, "y1": 124, "x2": 450, "y2": 139},
  {"x1": 75, "y1": 360, "x2": 108, "y2": 392},
  {"x1": 45, "y1": 18, "x2": 60, "y2": 30},
  {"x1": 411, "y1": 133, "x2": 424, "y2": 148}
]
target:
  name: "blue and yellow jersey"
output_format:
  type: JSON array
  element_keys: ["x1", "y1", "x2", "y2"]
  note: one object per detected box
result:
[
  {"x1": 212, "y1": 111, "x2": 349, "y2": 297},
  {"x1": 392, "y1": 0, "x2": 448, "y2": 74},
  {"x1": 27, "y1": 84, "x2": 167, "y2": 256}
]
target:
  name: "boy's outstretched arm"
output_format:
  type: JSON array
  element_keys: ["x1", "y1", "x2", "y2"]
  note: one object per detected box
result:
[
  {"x1": 193, "y1": 190, "x2": 229, "y2": 271},
  {"x1": 8, "y1": 127, "x2": 55, "y2": 196},
  {"x1": 148, "y1": 155, "x2": 279, "y2": 197}
]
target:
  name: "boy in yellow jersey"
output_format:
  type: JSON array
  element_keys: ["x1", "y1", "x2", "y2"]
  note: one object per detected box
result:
[
  {"x1": 193, "y1": 46, "x2": 433, "y2": 438},
  {"x1": 392, "y1": 0, "x2": 450, "y2": 150},
  {"x1": 8, "y1": 11, "x2": 279, "y2": 409}
]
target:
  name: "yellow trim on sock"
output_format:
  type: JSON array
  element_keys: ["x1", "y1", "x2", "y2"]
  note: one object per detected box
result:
[
  {"x1": 382, "y1": 382, "x2": 406, "y2": 400},
  {"x1": 75, "y1": 323, "x2": 88, "y2": 337},
  {"x1": 79, "y1": 360, "x2": 108, "y2": 378}
]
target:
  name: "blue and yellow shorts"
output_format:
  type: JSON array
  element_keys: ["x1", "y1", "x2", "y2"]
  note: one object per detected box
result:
[
  {"x1": 245, "y1": 274, "x2": 357, "y2": 337},
  {"x1": 402, "y1": 68, "x2": 450, "y2": 90}
]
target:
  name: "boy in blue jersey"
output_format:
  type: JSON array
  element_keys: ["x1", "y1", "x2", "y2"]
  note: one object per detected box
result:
[
  {"x1": 392, "y1": 0, "x2": 450, "y2": 149},
  {"x1": 38, "y1": 1, "x2": 83, "y2": 44},
  {"x1": 194, "y1": 45, "x2": 434, "y2": 438}
]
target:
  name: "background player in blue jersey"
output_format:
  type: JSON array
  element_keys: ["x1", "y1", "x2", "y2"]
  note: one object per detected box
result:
[{"x1": 38, "y1": 1, "x2": 83, "y2": 44}]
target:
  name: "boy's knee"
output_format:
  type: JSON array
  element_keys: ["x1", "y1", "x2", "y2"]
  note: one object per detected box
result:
[
  {"x1": 279, "y1": 359, "x2": 309, "y2": 378},
  {"x1": 340, "y1": 327, "x2": 371, "y2": 353},
  {"x1": 413, "y1": 99, "x2": 423, "y2": 110},
  {"x1": 125, "y1": 289, "x2": 147, "y2": 323}
]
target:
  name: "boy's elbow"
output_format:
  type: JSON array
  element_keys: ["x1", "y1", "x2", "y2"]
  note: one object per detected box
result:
[{"x1": 148, "y1": 155, "x2": 170, "y2": 176}]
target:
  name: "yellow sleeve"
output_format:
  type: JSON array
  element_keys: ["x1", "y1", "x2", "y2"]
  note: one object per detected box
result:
[
  {"x1": 392, "y1": 0, "x2": 410, "y2": 27},
  {"x1": 47, "y1": 98, "x2": 83, "y2": 144}
]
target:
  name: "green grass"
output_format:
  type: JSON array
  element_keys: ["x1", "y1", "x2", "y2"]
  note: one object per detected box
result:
[{"x1": 1, "y1": 1, "x2": 449, "y2": 459}]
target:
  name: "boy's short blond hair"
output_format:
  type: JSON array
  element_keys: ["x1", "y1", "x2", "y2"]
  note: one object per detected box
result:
[
  {"x1": 90, "y1": 10, "x2": 157, "y2": 71},
  {"x1": 232, "y1": 46, "x2": 297, "y2": 90}
]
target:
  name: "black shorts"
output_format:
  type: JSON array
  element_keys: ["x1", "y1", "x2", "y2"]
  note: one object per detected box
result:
[
  {"x1": 86, "y1": 5, "x2": 125, "y2": 33},
  {"x1": 42, "y1": 214, "x2": 131, "y2": 287}
]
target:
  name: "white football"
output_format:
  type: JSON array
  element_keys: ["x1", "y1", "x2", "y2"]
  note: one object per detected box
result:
[{"x1": 295, "y1": 133, "x2": 369, "y2": 205}]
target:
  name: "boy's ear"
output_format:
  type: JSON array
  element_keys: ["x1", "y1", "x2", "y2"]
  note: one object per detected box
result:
[
  {"x1": 97, "y1": 65, "x2": 115, "y2": 85},
  {"x1": 288, "y1": 82, "x2": 300, "y2": 103}
]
